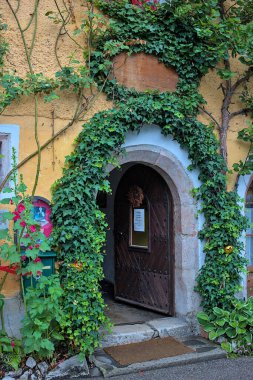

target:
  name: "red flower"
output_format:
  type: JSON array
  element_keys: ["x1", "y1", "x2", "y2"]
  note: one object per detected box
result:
[
  {"x1": 13, "y1": 212, "x2": 21, "y2": 222},
  {"x1": 35, "y1": 244, "x2": 40, "y2": 249},
  {"x1": 10, "y1": 199, "x2": 14, "y2": 205},
  {"x1": 29, "y1": 225, "x2": 37, "y2": 233},
  {"x1": 37, "y1": 271, "x2": 42, "y2": 276},
  {"x1": 20, "y1": 220, "x2": 26, "y2": 228},
  {"x1": 33, "y1": 257, "x2": 42, "y2": 263},
  {"x1": 17, "y1": 204, "x2": 25, "y2": 213},
  {"x1": 132, "y1": 0, "x2": 142, "y2": 5},
  {"x1": 24, "y1": 233, "x2": 30, "y2": 238},
  {"x1": 28, "y1": 245, "x2": 33, "y2": 250},
  {"x1": 11, "y1": 341, "x2": 15, "y2": 348},
  {"x1": 21, "y1": 255, "x2": 26, "y2": 261}
]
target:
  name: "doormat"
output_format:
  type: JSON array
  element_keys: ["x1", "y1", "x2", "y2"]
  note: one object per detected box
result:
[{"x1": 104, "y1": 337, "x2": 195, "y2": 366}]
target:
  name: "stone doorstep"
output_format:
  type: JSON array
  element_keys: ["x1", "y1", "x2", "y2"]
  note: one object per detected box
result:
[
  {"x1": 91, "y1": 336, "x2": 226, "y2": 378},
  {"x1": 101, "y1": 317, "x2": 192, "y2": 347}
]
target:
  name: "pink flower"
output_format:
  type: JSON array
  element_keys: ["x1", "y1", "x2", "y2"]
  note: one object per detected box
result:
[
  {"x1": 11, "y1": 341, "x2": 15, "y2": 348},
  {"x1": 35, "y1": 244, "x2": 40, "y2": 249},
  {"x1": 24, "y1": 233, "x2": 30, "y2": 238},
  {"x1": 21, "y1": 255, "x2": 27, "y2": 261},
  {"x1": 17, "y1": 204, "x2": 25, "y2": 213},
  {"x1": 13, "y1": 211, "x2": 21, "y2": 222},
  {"x1": 10, "y1": 199, "x2": 14, "y2": 205},
  {"x1": 132, "y1": 0, "x2": 142, "y2": 5},
  {"x1": 37, "y1": 271, "x2": 42, "y2": 276},
  {"x1": 20, "y1": 220, "x2": 26, "y2": 228},
  {"x1": 29, "y1": 225, "x2": 37, "y2": 233},
  {"x1": 33, "y1": 257, "x2": 42, "y2": 263},
  {"x1": 28, "y1": 245, "x2": 33, "y2": 250}
]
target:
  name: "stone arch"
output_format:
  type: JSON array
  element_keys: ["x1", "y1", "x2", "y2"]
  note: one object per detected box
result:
[{"x1": 104, "y1": 130, "x2": 203, "y2": 318}]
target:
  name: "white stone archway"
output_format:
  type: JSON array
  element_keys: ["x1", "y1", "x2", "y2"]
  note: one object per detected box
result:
[{"x1": 103, "y1": 126, "x2": 204, "y2": 320}]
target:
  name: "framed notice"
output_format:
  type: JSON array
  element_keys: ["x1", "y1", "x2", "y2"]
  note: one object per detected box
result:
[{"x1": 134, "y1": 208, "x2": 145, "y2": 232}]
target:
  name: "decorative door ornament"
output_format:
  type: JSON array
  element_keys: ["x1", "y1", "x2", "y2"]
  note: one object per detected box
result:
[{"x1": 127, "y1": 185, "x2": 144, "y2": 207}]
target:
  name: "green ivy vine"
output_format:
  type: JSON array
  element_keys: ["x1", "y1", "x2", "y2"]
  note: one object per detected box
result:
[{"x1": 50, "y1": 0, "x2": 249, "y2": 354}]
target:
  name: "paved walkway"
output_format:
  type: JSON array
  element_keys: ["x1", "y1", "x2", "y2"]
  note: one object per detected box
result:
[{"x1": 89, "y1": 356, "x2": 253, "y2": 380}]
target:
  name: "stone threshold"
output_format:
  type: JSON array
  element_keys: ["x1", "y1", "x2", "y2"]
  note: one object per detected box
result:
[{"x1": 101, "y1": 317, "x2": 193, "y2": 347}]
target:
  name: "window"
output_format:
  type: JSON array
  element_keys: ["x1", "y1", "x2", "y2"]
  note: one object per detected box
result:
[
  {"x1": 246, "y1": 183, "x2": 253, "y2": 265},
  {"x1": 130, "y1": 201, "x2": 149, "y2": 249},
  {"x1": 0, "y1": 125, "x2": 20, "y2": 198},
  {"x1": 0, "y1": 133, "x2": 10, "y2": 186}
]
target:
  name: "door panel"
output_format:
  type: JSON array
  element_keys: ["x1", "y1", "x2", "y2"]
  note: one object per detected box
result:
[{"x1": 114, "y1": 164, "x2": 174, "y2": 315}]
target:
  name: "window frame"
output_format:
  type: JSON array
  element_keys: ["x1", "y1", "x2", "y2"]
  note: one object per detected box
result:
[{"x1": 0, "y1": 125, "x2": 20, "y2": 200}]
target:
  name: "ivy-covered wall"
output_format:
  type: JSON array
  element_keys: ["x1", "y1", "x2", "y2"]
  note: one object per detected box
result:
[{"x1": 0, "y1": 0, "x2": 252, "y2": 353}]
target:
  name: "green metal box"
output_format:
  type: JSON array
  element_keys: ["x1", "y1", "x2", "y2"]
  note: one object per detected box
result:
[{"x1": 22, "y1": 251, "x2": 57, "y2": 292}]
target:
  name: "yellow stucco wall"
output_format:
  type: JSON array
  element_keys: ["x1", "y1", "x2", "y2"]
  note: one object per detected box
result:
[{"x1": 0, "y1": 1, "x2": 251, "y2": 296}]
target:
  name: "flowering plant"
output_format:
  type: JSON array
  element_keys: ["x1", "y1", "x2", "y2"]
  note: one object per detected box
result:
[
  {"x1": 131, "y1": 0, "x2": 158, "y2": 11},
  {"x1": 0, "y1": 329, "x2": 23, "y2": 371},
  {"x1": 0, "y1": 173, "x2": 50, "y2": 279}
]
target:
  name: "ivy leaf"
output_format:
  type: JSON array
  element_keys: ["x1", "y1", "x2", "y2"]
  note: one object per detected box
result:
[{"x1": 44, "y1": 93, "x2": 60, "y2": 103}]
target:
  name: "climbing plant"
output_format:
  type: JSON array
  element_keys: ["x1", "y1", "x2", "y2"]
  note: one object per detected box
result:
[
  {"x1": 0, "y1": 0, "x2": 111, "y2": 359},
  {"x1": 0, "y1": 0, "x2": 252, "y2": 356},
  {"x1": 50, "y1": 0, "x2": 249, "y2": 355}
]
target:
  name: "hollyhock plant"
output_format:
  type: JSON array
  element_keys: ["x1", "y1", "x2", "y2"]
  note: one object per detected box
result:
[
  {"x1": 20, "y1": 220, "x2": 26, "y2": 228},
  {"x1": 17, "y1": 203, "x2": 25, "y2": 213},
  {"x1": 131, "y1": 0, "x2": 158, "y2": 10},
  {"x1": 13, "y1": 211, "x2": 21, "y2": 221},
  {"x1": 29, "y1": 225, "x2": 37, "y2": 233}
]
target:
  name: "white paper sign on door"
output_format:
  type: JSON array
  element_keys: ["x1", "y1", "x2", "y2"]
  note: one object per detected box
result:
[{"x1": 134, "y1": 209, "x2": 145, "y2": 232}]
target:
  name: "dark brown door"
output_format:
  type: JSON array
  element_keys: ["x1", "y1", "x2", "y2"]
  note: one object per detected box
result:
[{"x1": 114, "y1": 164, "x2": 174, "y2": 315}]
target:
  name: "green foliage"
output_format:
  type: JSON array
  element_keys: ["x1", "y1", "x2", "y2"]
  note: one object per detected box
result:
[
  {"x1": 0, "y1": 0, "x2": 251, "y2": 357},
  {"x1": 0, "y1": 68, "x2": 93, "y2": 114},
  {"x1": 233, "y1": 121, "x2": 253, "y2": 176},
  {"x1": 197, "y1": 299, "x2": 253, "y2": 356},
  {"x1": 21, "y1": 275, "x2": 64, "y2": 360},
  {"x1": 93, "y1": 0, "x2": 222, "y2": 99},
  {"x1": 0, "y1": 330, "x2": 23, "y2": 370},
  {"x1": 49, "y1": 1, "x2": 250, "y2": 356},
  {"x1": 0, "y1": 153, "x2": 62, "y2": 362},
  {"x1": 0, "y1": 13, "x2": 8, "y2": 71}
]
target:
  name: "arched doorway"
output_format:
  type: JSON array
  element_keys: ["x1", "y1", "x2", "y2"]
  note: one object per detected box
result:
[
  {"x1": 102, "y1": 140, "x2": 201, "y2": 319},
  {"x1": 114, "y1": 164, "x2": 174, "y2": 315}
]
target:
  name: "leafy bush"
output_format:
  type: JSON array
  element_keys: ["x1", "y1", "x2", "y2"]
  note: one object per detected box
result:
[
  {"x1": 21, "y1": 275, "x2": 65, "y2": 360},
  {"x1": 0, "y1": 330, "x2": 23, "y2": 370},
  {"x1": 197, "y1": 298, "x2": 253, "y2": 355}
]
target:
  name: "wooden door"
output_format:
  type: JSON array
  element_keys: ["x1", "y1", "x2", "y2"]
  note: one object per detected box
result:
[{"x1": 114, "y1": 164, "x2": 174, "y2": 315}]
